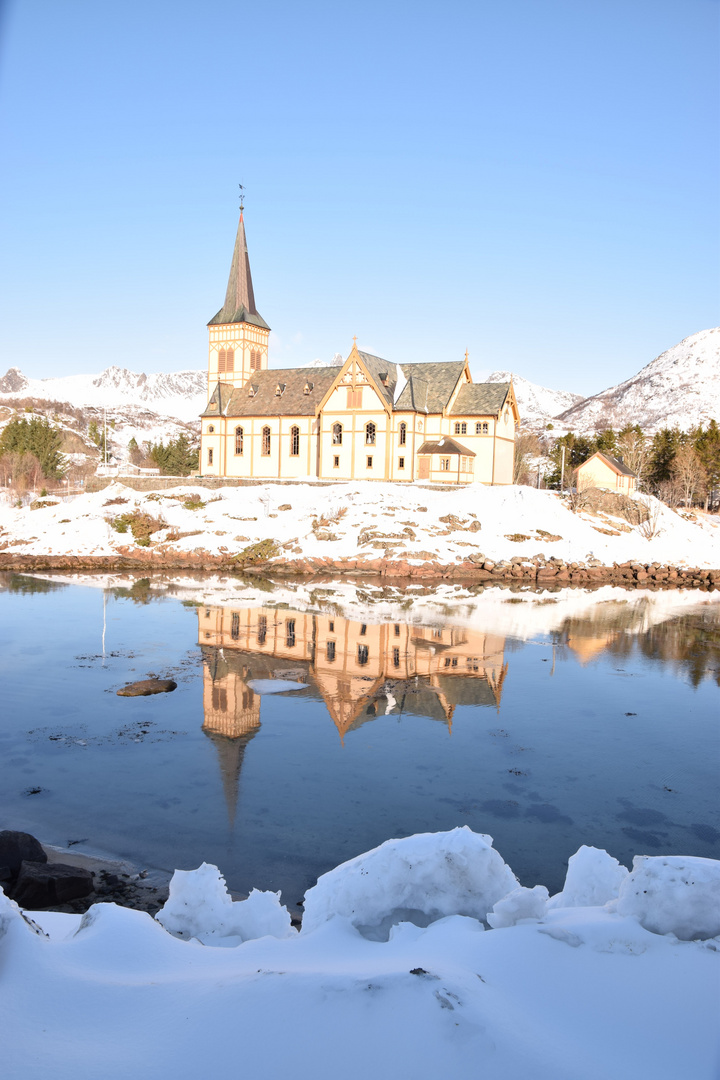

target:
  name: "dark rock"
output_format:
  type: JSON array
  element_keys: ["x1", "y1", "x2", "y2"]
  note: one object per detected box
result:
[
  {"x1": 0, "y1": 831, "x2": 47, "y2": 877},
  {"x1": 12, "y1": 860, "x2": 94, "y2": 908},
  {"x1": 0, "y1": 865, "x2": 12, "y2": 883},
  {"x1": 117, "y1": 678, "x2": 177, "y2": 697}
]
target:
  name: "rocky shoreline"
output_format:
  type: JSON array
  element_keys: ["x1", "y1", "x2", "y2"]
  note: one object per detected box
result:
[
  {"x1": 1, "y1": 550, "x2": 719, "y2": 589},
  {"x1": 0, "y1": 831, "x2": 170, "y2": 916}
]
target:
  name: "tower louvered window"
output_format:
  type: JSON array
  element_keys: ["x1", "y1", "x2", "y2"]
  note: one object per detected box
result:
[
  {"x1": 218, "y1": 348, "x2": 235, "y2": 373},
  {"x1": 250, "y1": 350, "x2": 261, "y2": 371}
]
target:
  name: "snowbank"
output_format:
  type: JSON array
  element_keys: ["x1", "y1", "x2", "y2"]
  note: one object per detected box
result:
[
  {"x1": 1, "y1": 479, "x2": 719, "y2": 570},
  {"x1": 301, "y1": 827, "x2": 519, "y2": 937},
  {"x1": 2, "y1": 830, "x2": 719, "y2": 1080},
  {"x1": 616, "y1": 855, "x2": 720, "y2": 941},
  {"x1": 156, "y1": 862, "x2": 294, "y2": 945}
]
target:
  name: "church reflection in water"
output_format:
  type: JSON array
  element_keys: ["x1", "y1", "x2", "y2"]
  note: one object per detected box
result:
[{"x1": 197, "y1": 604, "x2": 509, "y2": 823}]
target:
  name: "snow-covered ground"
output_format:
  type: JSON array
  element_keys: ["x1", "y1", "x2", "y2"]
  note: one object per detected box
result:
[
  {"x1": 5, "y1": 829, "x2": 719, "y2": 1080},
  {"x1": 1, "y1": 480, "x2": 719, "y2": 569}
]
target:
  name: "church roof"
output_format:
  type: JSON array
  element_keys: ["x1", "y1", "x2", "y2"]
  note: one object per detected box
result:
[
  {"x1": 449, "y1": 382, "x2": 511, "y2": 416},
  {"x1": 208, "y1": 212, "x2": 270, "y2": 329},
  {"x1": 224, "y1": 366, "x2": 338, "y2": 417},
  {"x1": 356, "y1": 351, "x2": 400, "y2": 407},
  {"x1": 394, "y1": 362, "x2": 466, "y2": 412},
  {"x1": 201, "y1": 380, "x2": 236, "y2": 418}
]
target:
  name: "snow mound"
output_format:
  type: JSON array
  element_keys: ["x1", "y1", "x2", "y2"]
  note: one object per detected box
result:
[
  {"x1": 301, "y1": 826, "x2": 519, "y2": 939},
  {"x1": 616, "y1": 855, "x2": 720, "y2": 941},
  {"x1": 549, "y1": 845, "x2": 629, "y2": 908},
  {"x1": 156, "y1": 863, "x2": 295, "y2": 945},
  {"x1": 487, "y1": 884, "x2": 549, "y2": 928}
]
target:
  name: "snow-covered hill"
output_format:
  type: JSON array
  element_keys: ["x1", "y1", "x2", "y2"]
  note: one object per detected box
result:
[
  {"x1": 555, "y1": 327, "x2": 720, "y2": 434},
  {"x1": 484, "y1": 370, "x2": 583, "y2": 429},
  {"x1": 0, "y1": 366, "x2": 206, "y2": 422},
  {"x1": 0, "y1": 365, "x2": 205, "y2": 470}
]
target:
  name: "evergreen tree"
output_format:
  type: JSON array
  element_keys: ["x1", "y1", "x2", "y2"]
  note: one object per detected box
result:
[
  {"x1": 0, "y1": 416, "x2": 65, "y2": 480},
  {"x1": 647, "y1": 428, "x2": 684, "y2": 489},
  {"x1": 148, "y1": 433, "x2": 199, "y2": 475}
]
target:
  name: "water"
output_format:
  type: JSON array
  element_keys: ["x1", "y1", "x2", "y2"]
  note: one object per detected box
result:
[{"x1": 0, "y1": 572, "x2": 718, "y2": 903}]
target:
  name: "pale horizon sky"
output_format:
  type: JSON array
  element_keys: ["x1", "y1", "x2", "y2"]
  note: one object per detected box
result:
[{"x1": 0, "y1": 0, "x2": 718, "y2": 396}]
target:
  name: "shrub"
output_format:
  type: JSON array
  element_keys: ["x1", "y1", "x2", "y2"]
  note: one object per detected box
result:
[{"x1": 110, "y1": 511, "x2": 166, "y2": 544}]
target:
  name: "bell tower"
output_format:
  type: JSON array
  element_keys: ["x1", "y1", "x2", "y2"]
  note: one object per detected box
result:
[{"x1": 206, "y1": 201, "x2": 270, "y2": 398}]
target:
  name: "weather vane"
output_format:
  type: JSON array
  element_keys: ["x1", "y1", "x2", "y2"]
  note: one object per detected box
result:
[{"x1": 239, "y1": 183, "x2": 246, "y2": 211}]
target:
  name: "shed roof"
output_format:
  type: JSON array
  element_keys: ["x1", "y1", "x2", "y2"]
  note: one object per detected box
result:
[
  {"x1": 417, "y1": 437, "x2": 475, "y2": 457},
  {"x1": 450, "y1": 382, "x2": 511, "y2": 416},
  {"x1": 580, "y1": 451, "x2": 637, "y2": 478}
]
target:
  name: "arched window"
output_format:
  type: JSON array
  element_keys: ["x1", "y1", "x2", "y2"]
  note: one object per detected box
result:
[
  {"x1": 399, "y1": 422, "x2": 406, "y2": 445},
  {"x1": 207, "y1": 425, "x2": 215, "y2": 433},
  {"x1": 235, "y1": 426, "x2": 243, "y2": 455},
  {"x1": 332, "y1": 423, "x2": 343, "y2": 445},
  {"x1": 365, "y1": 422, "x2": 376, "y2": 445},
  {"x1": 262, "y1": 426, "x2": 271, "y2": 456},
  {"x1": 290, "y1": 426, "x2": 300, "y2": 456}
]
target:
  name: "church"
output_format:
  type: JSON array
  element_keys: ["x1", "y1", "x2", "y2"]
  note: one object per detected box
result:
[{"x1": 200, "y1": 210, "x2": 519, "y2": 484}]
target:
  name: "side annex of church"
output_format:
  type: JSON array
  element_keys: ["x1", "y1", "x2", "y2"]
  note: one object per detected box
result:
[{"x1": 200, "y1": 210, "x2": 519, "y2": 484}]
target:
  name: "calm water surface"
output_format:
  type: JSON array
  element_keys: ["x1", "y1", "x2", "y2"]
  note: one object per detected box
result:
[{"x1": 0, "y1": 573, "x2": 718, "y2": 902}]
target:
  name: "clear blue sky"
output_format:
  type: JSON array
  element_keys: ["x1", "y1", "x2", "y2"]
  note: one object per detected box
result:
[{"x1": 0, "y1": 0, "x2": 718, "y2": 394}]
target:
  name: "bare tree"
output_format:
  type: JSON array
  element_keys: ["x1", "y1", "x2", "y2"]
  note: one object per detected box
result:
[
  {"x1": 616, "y1": 429, "x2": 648, "y2": 486},
  {"x1": 672, "y1": 444, "x2": 706, "y2": 508},
  {"x1": 513, "y1": 430, "x2": 541, "y2": 485}
]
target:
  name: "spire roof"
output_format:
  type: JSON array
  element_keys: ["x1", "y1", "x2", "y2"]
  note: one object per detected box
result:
[{"x1": 208, "y1": 212, "x2": 270, "y2": 329}]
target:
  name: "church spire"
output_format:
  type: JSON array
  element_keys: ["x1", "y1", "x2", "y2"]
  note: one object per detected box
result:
[{"x1": 208, "y1": 210, "x2": 270, "y2": 329}]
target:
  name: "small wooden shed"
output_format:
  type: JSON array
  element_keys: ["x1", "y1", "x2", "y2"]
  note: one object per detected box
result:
[{"x1": 576, "y1": 451, "x2": 637, "y2": 493}]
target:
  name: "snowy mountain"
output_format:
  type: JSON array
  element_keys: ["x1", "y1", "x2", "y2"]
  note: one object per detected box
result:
[
  {"x1": 555, "y1": 327, "x2": 720, "y2": 434},
  {"x1": 484, "y1": 370, "x2": 584, "y2": 430},
  {"x1": 0, "y1": 366, "x2": 206, "y2": 422}
]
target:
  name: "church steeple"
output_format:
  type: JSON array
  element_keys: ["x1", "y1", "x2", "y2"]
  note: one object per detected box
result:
[
  {"x1": 204, "y1": 203, "x2": 271, "y2": 417},
  {"x1": 209, "y1": 211, "x2": 270, "y2": 330}
]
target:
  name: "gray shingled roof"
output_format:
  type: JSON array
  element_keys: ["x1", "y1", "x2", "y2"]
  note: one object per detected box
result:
[
  {"x1": 449, "y1": 382, "x2": 511, "y2": 416},
  {"x1": 208, "y1": 213, "x2": 270, "y2": 330},
  {"x1": 221, "y1": 367, "x2": 338, "y2": 417},
  {"x1": 417, "y1": 437, "x2": 475, "y2": 457},
  {"x1": 357, "y1": 351, "x2": 398, "y2": 407},
  {"x1": 201, "y1": 381, "x2": 236, "y2": 418},
  {"x1": 394, "y1": 362, "x2": 466, "y2": 413},
  {"x1": 591, "y1": 452, "x2": 637, "y2": 478}
]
